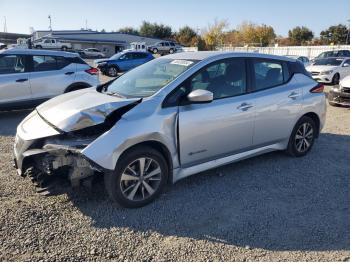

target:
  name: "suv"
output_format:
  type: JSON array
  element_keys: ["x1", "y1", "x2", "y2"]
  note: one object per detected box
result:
[
  {"x1": 0, "y1": 49, "x2": 99, "y2": 110},
  {"x1": 14, "y1": 52, "x2": 326, "y2": 208},
  {"x1": 147, "y1": 41, "x2": 177, "y2": 55},
  {"x1": 96, "y1": 51, "x2": 154, "y2": 77},
  {"x1": 33, "y1": 39, "x2": 72, "y2": 51}
]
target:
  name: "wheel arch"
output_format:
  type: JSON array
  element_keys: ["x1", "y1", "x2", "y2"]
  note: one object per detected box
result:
[
  {"x1": 117, "y1": 140, "x2": 174, "y2": 184},
  {"x1": 64, "y1": 82, "x2": 91, "y2": 93},
  {"x1": 300, "y1": 112, "x2": 321, "y2": 138}
]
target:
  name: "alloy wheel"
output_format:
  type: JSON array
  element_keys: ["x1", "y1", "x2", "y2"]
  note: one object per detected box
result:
[
  {"x1": 294, "y1": 123, "x2": 314, "y2": 153},
  {"x1": 108, "y1": 67, "x2": 117, "y2": 77},
  {"x1": 120, "y1": 157, "x2": 162, "y2": 201}
]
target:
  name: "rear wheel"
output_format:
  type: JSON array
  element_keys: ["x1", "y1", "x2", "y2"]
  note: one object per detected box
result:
[
  {"x1": 169, "y1": 48, "x2": 175, "y2": 54},
  {"x1": 107, "y1": 66, "x2": 118, "y2": 77},
  {"x1": 287, "y1": 116, "x2": 316, "y2": 157},
  {"x1": 36, "y1": 45, "x2": 42, "y2": 49},
  {"x1": 104, "y1": 146, "x2": 168, "y2": 208},
  {"x1": 153, "y1": 48, "x2": 158, "y2": 54},
  {"x1": 61, "y1": 46, "x2": 68, "y2": 51}
]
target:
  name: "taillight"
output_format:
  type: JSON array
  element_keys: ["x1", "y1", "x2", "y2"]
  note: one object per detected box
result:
[
  {"x1": 85, "y1": 67, "x2": 99, "y2": 75},
  {"x1": 310, "y1": 83, "x2": 324, "y2": 93}
]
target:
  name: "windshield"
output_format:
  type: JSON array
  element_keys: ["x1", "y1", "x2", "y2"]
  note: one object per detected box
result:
[
  {"x1": 105, "y1": 58, "x2": 198, "y2": 98},
  {"x1": 110, "y1": 53, "x2": 123, "y2": 60},
  {"x1": 313, "y1": 58, "x2": 343, "y2": 66}
]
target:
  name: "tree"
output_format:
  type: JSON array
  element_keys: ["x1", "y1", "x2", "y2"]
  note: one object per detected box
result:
[
  {"x1": 139, "y1": 21, "x2": 172, "y2": 39},
  {"x1": 175, "y1": 26, "x2": 197, "y2": 46},
  {"x1": 288, "y1": 26, "x2": 314, "y2": 45},
  {"x1": 255, "y1": 24, "x2": 276, "y2": 46},
  {"x1": 118, "y1": 26, "x2": 139, "y2": 35},
  {"x1": 320, "y1": 24, "x2": 349, "y2": 45},
  {"x1": 202, "y1": 19, "x2": 229, "y2": 50}
]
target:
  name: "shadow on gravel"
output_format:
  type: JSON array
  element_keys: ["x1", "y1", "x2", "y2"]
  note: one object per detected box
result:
[
  {"x1": 0, "y1": 110, "x2": 31, "y2": 136},
  {"x1": 67, "y1": 132, "x2": 350, "y2": 252}
]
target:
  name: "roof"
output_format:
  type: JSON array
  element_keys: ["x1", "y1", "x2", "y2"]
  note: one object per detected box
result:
[
  {"x1": 0, "y1": 48, "x2": 79, "y2": 57},
  {"x1": 164, "y1": 51, "x2": 297, "y2": 62}
]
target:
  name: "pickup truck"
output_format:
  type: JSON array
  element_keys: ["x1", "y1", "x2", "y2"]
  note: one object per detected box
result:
[{"x1": 33, "y1": 39, "x2": 72, "y2": 51}]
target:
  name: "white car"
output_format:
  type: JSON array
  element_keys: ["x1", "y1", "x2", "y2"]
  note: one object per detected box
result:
[
  {"x1": 0, "y1": 49, "x2": 99, "y2": 110},
  {"x1": 306, "y1": 57, "x2": 350, "y2": 84},
  {"x1": 286, "y1": 55, "x2": 310, "y2": 67},
  {"x1": 81, "y1": 48, "x2": 106, "y2": 58}
]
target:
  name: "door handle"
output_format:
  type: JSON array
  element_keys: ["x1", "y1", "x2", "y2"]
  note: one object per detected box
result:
[
  {"x1": 65, "y1": 72, "x2": 74, "y2": 75},
  {"x1": 237, "y1": 102, "x2": 253, "y2": 111},
  {"x1": 15, "y1": 78, "x2": 28, "y2": 82},
  {"x1": 288, "y1": 92, "x2": 300, "y2": 99}
]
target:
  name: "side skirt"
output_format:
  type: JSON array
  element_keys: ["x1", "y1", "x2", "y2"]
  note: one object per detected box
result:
[{"x1": 172, "y1": 141, "x2": 287, "y2": 183}]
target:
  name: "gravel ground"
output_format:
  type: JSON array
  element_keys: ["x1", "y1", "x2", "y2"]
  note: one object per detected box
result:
[{"x1": 0, "y1": 85, "x2": 350, "y2": 262}]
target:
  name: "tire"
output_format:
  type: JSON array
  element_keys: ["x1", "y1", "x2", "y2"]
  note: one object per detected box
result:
[
  {"x1": 169, "y1": 48, "x2": 175, "y2": 54},
  {"x1": 104, "y1": 146, "x2": 169, "y2": 208},
  {"x1": 107, "y1": 66, "x2": 118, "y2": 77},
  {"x1": 65, "y1": 85, "x2": 87, "y2": 93},
  {"x1": 36, "y1": 45, "x2": 42, "y2": 49},
  {"x1": 287, "y1": 116, "x2": 316, "y2": 157},
  {"x1": 332, "y1": 73, "x2": 340, "y2": 85},
  {"x1": 153, "y1": 48, "x2": 158, "y2": 54}
]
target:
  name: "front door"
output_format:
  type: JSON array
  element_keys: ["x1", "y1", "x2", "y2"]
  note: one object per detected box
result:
[
  {"x1": 178, "y1": 58, "x2": 255, "y2": 166},
  {"x1": 0, "y1": 54, "x2": 31, "y2": 106}
]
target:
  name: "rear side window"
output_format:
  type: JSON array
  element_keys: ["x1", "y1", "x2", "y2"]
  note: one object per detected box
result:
[
  {"x1": 252, "y1": 60, "x2": 289, "y2": 91},
  {"x1": 33, "y1": 55, "x2": 70, "y2": 72},
  {"x1": 0, "y1": 55, "x2": 27, "y2": 74}
]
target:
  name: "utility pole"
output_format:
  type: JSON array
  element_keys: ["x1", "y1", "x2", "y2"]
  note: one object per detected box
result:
[
  {"x1": 85, "y1": 19, "x2": 88, "y2": 30},
  {"x1": 3, "y1": 16, "x2": 7, "y2": 32},
  {"x1": 346, "y1": 19, "x2": 350, "y2": 45},
  {"x1": 48, "y1": 15, "x2": 52, "y2": 31}
]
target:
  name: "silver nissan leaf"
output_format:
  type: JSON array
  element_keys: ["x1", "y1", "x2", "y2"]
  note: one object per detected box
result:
[{"x1": 14, "y1": 52, "x2": 326, "y2": 208}]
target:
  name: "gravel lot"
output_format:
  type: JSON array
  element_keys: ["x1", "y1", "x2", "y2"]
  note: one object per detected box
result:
[{"x1": 0, "y1": 83, "x2": 349, "y2": 262}]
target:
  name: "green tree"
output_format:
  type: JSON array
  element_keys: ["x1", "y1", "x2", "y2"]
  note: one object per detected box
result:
[
  {"x1": 320, "y1": 24, "x2": 349, "y2": 44},
  {"x1": 139, "y1": 21, "x2": 172, "y2": 39},
  {"x1": 288, "y1": 26, "x2": 314, "y2": 45},
  {"x1": 175, "y1": 26, "x2": 198, "y2": 46},
  {"x1": 118, "y1": 26, "x2": 139, "y2": 35}
]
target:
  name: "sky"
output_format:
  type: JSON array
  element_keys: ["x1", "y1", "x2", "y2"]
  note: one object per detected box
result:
[{"x1": 1, "y1": 0, "x2": 350, "y2": 36}]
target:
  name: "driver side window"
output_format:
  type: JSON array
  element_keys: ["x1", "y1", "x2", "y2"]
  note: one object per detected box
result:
[{"x1": 190, "y1": 58, "x2": 247, "y2": 99}]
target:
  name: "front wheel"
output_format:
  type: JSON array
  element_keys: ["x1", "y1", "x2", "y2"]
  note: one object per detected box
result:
[
  {"x1": 61, "y1": 46, "x2": 68, "y2": 51},
  {"x1": 169, "y1": 48, "x2": 175, "y2": 54},
  {"x1": 107, "y1": 66, "x2": 118, "y2": 77},
  {"x1": 104, "y1": 146, "x2": 169, "y2": 208},
  {"x1": 287, "y1": 116, "x2": 316, "y2": 157},
  {"x1": 153, "y1": 48, "x2": 158, "y2": 54},
  {"x1": 332, "y1": 73, "x2": 340, "y2": 85}
]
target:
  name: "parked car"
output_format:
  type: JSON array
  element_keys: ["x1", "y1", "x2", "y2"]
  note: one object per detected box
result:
[
  {"x1": 0, "y1": 49, "x2": 99, "y2": 110},
  {"x1": 286, "y1": 55, "x2": 310, "y2": 67},
  {"x1": 33, "y1": 39, "x2": 72, "y2": 51},
  {"x1": 306, "y1": 57, "x2": 350, "y2": 84},
  {"x1": 96, "y1": 51, "x2": 154, "y2": 77},
  {"x1": 314, "y1": 50, "x2": 350, "y2": 60},
  {"x1": 147, "y1": 41, "x2": 178, "y2": 55},
  {"x1": 328, "y1": 76, "x2": 350, "y2": 106},
  {"x1": 13, "y1": 52, "x2": 326, "y2": 208},
  {"x1": 80, "y1": 48, "x2": 106, "y2": 58}
]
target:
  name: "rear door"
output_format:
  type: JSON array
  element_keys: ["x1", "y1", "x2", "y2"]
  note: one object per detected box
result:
[
  {"x1": 250, "y1": 58, "x2": 303, "y2": 147},
  {"x1": 178, "y1": 58, "x2": 255, "y2": 166},
  {"x1": 0, "y1": 54, "x2": 32, "y2": 106},
  {"x1": 29, "y1": 55, "x2": 76, "y2": 100}
]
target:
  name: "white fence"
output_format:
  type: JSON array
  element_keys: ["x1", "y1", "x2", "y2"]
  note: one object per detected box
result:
[{"x1": 217, "y1": 45, "x2": 350, "y2": 59}]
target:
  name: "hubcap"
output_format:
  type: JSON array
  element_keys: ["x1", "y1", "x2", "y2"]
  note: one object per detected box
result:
[
  {"x1": 295, "y1": 123, "x2": 313, "y2": 153},
  {"x1": 120, "y1": 158, "x2": 161, "y2": 201}
]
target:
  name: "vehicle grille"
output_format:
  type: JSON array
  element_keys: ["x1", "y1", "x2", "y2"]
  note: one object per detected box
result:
[{"x1": 311, "y1": 72, "x2": 320, "y2": 76}]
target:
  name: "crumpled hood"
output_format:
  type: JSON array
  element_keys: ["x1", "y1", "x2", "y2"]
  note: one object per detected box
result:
[
  {"x1": 306, "y1": 65, "x2": 337, "y2": 73},
  {"x1": 36, "y1": 88, "x2": 140, "y2": 132}
]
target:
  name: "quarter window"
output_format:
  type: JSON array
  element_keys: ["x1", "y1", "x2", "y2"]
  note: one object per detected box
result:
[
  {"x1": 253, "y1": 60, "x2": 286, "y2": 91},
  {"x1": 0, "y1": 55, "x2": 26, "y2": 74},
  {"x1": 190, "y1": 58, "x2": 246, "y2": 99}
]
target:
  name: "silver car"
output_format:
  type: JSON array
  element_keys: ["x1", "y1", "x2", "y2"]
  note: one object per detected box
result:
[
  {"x1": 14, "y1": 52, "x2": 326, "y2": 208},
  {"x1": 0, "y1": 49, "x2": 99, "y2": 110}
]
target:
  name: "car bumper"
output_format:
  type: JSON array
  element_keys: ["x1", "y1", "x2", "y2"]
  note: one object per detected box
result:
[
  {"x1": 311, "y1": 74, "x2": 333, "y2": 83},
  {"x1": 329, "y1": 87, "x2": 350, "y2": 106}
]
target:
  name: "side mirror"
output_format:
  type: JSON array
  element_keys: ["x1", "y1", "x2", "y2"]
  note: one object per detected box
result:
[
  {"x1": 343, "y1": 63, "x2": 349, "y2": 67},
  {"x1": 187, "y1": 89, "x2": 213, "y2": 103}
]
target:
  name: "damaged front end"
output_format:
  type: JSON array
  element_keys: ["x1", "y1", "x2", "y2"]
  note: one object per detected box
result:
[{"x1": 14, "y1": 88, "x2": 141, "y2": 193}]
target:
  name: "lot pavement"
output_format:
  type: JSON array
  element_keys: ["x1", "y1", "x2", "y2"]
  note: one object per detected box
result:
[{"x1": 0, "y1": 86, "x2": 349, "y2": 261}]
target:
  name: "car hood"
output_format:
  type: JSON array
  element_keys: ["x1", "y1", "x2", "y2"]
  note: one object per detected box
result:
[
  {"x1": 36, "y1": 88, "x2": 140, "y2": 132},
  {"x1": 306, "y1": 65, "x2": 337, "y2": 72}
]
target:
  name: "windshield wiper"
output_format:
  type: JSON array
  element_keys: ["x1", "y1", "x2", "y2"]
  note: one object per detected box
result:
[{"x1": 105, "y1": 91, "x2": 126, "y2": 98}]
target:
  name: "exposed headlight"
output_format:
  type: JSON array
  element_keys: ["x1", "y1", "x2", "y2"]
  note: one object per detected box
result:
[{"x1": 320, "y1": 70, "x2": 333, "y2": 75}]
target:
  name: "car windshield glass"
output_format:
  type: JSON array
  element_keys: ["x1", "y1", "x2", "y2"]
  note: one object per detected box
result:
[
  {"x1": 313, "y1": 58, "x2": 343, "y2": 66},
  {"x1": 110, "y1": 53, "x2": 123, "y2": 60},
  {"x1": 106, "y1": 58, "x2": 198, "y2": 98}
]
